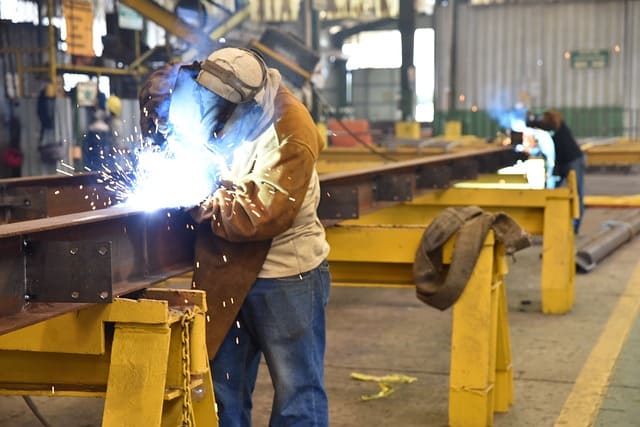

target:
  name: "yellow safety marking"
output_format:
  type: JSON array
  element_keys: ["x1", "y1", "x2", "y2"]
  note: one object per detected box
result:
[
  {"x1": 554, "y1": 260, "x2": 640, "y2": 426},
  {"x1": 584, "y1": 194, "x2": 640, "y2": 207}
]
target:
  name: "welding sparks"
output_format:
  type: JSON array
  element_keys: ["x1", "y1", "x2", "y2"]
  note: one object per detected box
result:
[{"x1": 72, "y1": 68, "x2": 278, "y2": 214}]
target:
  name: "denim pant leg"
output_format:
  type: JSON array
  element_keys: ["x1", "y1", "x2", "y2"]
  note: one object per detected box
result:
[
  {"x1": 246, "y1": 261, "x2": 331, "y2": 427},
  {"x1": 211, "y1": 311, "x2": 262, "y2": 427},
  {"x1": 569, "y1": 154, "x2": 586, "y2": 234}
]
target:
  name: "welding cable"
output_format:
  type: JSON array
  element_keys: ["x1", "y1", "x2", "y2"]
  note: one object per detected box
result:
[
  {"x1": 23, "y1": 396, "x2": 54, "y2": 427},
  {"x1": 310, "y1": 83, "x2": 399, "y2": 162}
]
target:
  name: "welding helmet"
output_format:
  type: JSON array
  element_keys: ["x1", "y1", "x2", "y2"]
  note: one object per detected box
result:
[
  {"x1": 525, "y1": 112, "x2": 542, "y2": 129},
  {"x1": 196, "y1": 47, "x2": 268, "y2": 104}
]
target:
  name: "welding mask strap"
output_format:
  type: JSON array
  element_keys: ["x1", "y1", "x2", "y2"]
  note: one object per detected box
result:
[{"x1": 200, "y1": 59, "x2": 266, "y2": 103}]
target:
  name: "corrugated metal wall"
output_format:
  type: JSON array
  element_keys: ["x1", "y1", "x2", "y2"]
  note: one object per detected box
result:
[
  {"x1": 434, "y1": 0, "x2": 640, "y2": 137},
  {"x1": 624, "y1": 0, "x2": 640, "y2": 136}
]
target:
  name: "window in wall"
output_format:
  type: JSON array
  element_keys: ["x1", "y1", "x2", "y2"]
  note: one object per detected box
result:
[
  {"x1": 342, "y1": 28, "x2": 435, "y2": 122},
  {"x1": 415, "y1": 28, "x2": 435, "y2": 122},
  {"x1": 0, "y1": 0, "x2": 38, "y2": 24}
]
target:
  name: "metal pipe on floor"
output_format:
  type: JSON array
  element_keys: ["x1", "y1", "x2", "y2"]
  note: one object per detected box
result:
[{"x1": 576, "y1": 211, "x2": 640, "y2": 272}]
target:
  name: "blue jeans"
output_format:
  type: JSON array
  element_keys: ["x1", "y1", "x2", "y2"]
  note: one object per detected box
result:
[
  {"x1": 211, "y1": 260, "x2": 331, "y2": 427},
  {"x1": 558, "y1": 154, "x2": 586, "y2": 234}
]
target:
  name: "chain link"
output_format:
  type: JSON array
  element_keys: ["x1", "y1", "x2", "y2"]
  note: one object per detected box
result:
[{"x1": 180, "y1": 309, "x2": 197, "y2": 427}]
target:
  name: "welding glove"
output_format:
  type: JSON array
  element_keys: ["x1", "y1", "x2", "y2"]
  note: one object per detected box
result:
[
  {"x1": 187, "y1": 178, "x2": 236, "y2": 224},
  {"x1": 138, "y1": 61, "x2": 200, "y2": 146}
]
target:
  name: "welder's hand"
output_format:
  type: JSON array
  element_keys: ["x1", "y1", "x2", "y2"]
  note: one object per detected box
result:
[{"x1": 188, "y1": 196, "x2": 215, "y2": 224}]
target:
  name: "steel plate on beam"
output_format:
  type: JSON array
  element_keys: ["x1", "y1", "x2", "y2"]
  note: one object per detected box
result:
[
  {"x1": 26, "y1": 240, "x2": 113, "y2": 303},
  {"x1": 318, "y1": 186, "x2": 359, "y2": 220},
  {"x1": 0, "y1": 173, "x2": 110, "y2": 224},
  {"x1": 417, "y1": 164, "x2": 452, "y2": 189},
  {"x1": 0, "y1": 206, "x2": 197, "y2": 333},
  {"x1": 451, "y1": 158, "x2": 479, "y2": 180},
  {"x1": 376, "y1": 173, "x2": 415, "y2": 201}
]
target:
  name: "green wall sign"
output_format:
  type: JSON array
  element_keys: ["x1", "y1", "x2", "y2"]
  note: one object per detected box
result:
[{"x1": 570, "y1": 49, "x2": 610, "y2": 69}]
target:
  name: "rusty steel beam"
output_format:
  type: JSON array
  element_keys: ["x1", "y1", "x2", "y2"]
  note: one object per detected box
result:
[
  {"x1": 0, "y1": 173, "x2": 110, "y2": 224},
  {"x1": 2, "y1": 146, "x2": 517, "y2": 224},
  {"x1": 0, "y1": 205, "x2": 196, "y2": 335},
  {"x1": 0, "y1": 146, "x2": 517, "y2": 334},
  {"x1": 317, "y1": 146, "x2": 518, "y2": 222}
]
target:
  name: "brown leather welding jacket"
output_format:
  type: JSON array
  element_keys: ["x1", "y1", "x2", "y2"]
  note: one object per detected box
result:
[{"x1": 191, "y1": 85, "x2": 324, "y2": 358}]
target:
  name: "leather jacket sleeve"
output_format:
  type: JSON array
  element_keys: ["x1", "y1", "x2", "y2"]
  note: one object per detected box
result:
[{"x1": 198, "y1": 86, "x2": 322, "y2": 242}]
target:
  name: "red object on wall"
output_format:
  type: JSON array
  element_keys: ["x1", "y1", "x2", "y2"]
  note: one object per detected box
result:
[
  {"x1": 327, "y1": 119, "x2": 373, "y2": 147},
  {"x1": 1, "y1": 147, "x2": 23, "y2": 169}
]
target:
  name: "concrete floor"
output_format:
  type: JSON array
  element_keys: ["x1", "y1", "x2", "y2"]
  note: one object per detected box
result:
[{"x1": 1, "y1": 169, "x2": 640, "y2": 426}]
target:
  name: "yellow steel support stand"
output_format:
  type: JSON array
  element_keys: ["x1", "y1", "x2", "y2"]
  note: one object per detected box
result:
[
  {"x1": 448, "y1": 237, "x2": 513, "y2": 426},
  {"x1": 0, "y1": 289, "x2": 218, "y2": 427},
  {"x1": 326, "y1": 225, "x2": 513, "y2": 426},
  {"x1": 408, "y1": 171, "x2": 579, "y2": 314},
  {"x1": 395, "y1": 121, "x2": 421, "y2": 140},
  {"x1": 582, "y1": 140, "x2": 640, "y2": 167}
]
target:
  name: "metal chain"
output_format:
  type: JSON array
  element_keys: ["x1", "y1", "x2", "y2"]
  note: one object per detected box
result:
[{"x1": 180, "y1": 309, "x2": 197, "y2": 427}]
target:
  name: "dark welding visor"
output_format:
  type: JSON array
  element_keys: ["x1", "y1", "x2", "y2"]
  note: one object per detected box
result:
[{"x1": 168, "y1": 64, "x2": 238, "y2": 143}]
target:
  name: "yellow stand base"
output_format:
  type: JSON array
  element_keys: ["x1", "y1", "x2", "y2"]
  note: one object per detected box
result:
[
  {"x1": 0, "y1": 289, "x2": 218, "y2": 427},
  {"x1": 327, "y1": 223, "x2": 514, "y2": 426}
]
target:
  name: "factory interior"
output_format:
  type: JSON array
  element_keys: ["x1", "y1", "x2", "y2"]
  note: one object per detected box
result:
[{"x1": 1, "y1": 0, "x2": 640, "y2": 426}]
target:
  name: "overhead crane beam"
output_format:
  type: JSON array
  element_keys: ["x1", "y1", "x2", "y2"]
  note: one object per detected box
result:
[
  {"x1": 119, "y1": 0, "x2": 214, "y2": 54},
  {"x1": 119, "y1": 0, "x2": 251, "y2": 61}
]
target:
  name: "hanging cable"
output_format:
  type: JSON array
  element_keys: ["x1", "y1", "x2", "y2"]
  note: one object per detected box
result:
[
  {"x1": 310, "y1": 83, "x2": 399, "y2": 162},
  {"x1": 23, "y1": 396, "x2": 54, "y2": 427}
]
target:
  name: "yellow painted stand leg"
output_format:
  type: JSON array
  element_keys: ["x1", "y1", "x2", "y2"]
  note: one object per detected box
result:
[
  {"x1": 191, "y1": 312, "x2": 218, "y2": 426},
  {"x1": 326, "y1": 224, "x2": 515, "y2": 425},
  {"x1": 449, "y1": 238, "x2": 513, "y2": 427},
  {"x1": 494, "y1": 246, "x2": 514, "y2": 412},
  {"x1": 103, "y1": 324, "x2": 171, "y2": 427},
  {"x1": 541, "y1": 198, "x2": 575, "y2": 314},
  {"x1": 0, "y1": 290, "x2": 218, "y2": 427}
]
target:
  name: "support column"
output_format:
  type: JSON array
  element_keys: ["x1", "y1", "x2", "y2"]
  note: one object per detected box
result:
[{"x1": 399, "y1": 0, "x2": 416, "y2": 121}]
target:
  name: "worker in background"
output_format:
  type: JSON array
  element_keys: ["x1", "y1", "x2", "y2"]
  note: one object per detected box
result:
[
  {"x1": 527, "y1": 109, "x2": 585, "y2": 234},
  {"x1": 106, "y1": 95, "x2": 134, "y2": 169},
  {"x1": 139, "y1": 47, "x2": 331, "y2": 426},
  {"x1": 82, "y1": 107, "x2": 113, "y2": 172},
  {"x1": 518, "y1": 126, "x2": 557, "y2": 189},
  {"x1": 106, "y1": 95, "x2": 125, "y2": 148}
]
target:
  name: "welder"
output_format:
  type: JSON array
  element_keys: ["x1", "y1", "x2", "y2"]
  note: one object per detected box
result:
[
  {"x1": 519, "y1": 126, "x2": 557, "y2": 189},
  {"x1": 139, "y1": 47, "x2": 331, "y2": 426},
  {"x1": 527, "y1": 110, "x2": 585, "y2": 233}
]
